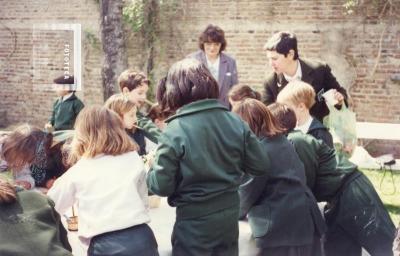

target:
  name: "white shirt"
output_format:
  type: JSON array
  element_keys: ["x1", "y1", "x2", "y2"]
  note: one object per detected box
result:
[
  {"x1": 296, "y1": 115, "x2": 313, "y2": 134},
  {"x1": 47, "y1": 151, "x2": 150, "y2": 252},
  {"x1": 283, "y1": 60, "x2": 302, "y2": 82},
  {"x1": 61, "y1": 92, "x2": 74, "y2": 102},
  {"x1": 206, "y1": 55, "x2": 220, "y2": 81}
]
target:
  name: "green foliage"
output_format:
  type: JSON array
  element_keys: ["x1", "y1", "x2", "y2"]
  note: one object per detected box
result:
[
  {"x1": 84, "y1": 29, "x2": 100, "y2": 50},
  {"x1": 123, "y1": 0, "x2": 145, "y2": 32},
  {"x1": 342, "y1": 0, "x2": 397, "y2": 17},
  {"x1": 122, "y1": 0, "x2": 181, "y2": 102},
  {"x1": 343, "y1": 0, "x2": 358, "y2": 15}
]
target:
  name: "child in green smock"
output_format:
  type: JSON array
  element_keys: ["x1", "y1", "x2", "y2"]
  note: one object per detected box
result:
[
  {"x1": 277, "y1": 80, "x2": 333, "y2": 148},
  {"x1": 147, "y1": 59, "x2": 269, "y2": 256},
  {"x1": 269, "y1": 103, "x2": 396, "y2": 256},
  {"x1": 233, "y1": 99, "x2": 325, "y2": 256}
]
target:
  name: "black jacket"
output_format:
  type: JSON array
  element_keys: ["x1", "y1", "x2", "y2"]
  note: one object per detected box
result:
[
  {"x1": 262, "y1": 58, "x2": 348, "y2": 122},
  {"x1": 307, "y1": 117, "x2": 334, "y2": 148}
]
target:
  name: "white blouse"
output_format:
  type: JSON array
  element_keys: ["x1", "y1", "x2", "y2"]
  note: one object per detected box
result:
[{"x1": 48, "y1": 151, "x2": 150, "y2": 251}]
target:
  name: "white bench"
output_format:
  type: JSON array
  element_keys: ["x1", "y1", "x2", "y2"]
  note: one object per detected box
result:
[
  {"x1": 356, "y1": 122, "x2": 400, "y2": 141},
  {"x1": 353, "y1": 122, "x2": 400, "y2": 171}
]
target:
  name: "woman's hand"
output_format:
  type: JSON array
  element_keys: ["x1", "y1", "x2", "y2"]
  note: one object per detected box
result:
[{"x1": 333, "y1": 90, "x2": 345, "y2": 105}]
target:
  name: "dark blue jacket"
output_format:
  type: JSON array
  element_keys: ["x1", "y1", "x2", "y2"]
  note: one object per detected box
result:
[{"x1": 239, "y1": 135, "x2": 326, "y2": 248}]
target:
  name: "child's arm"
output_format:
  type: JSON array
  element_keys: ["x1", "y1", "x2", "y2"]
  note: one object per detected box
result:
[
  {"x1": 48, "y1": 99, "x2": 58, "y2": 127},
  {"x1": 313, "y1": 129, "x2": 334, "y2": 149},
  {"x1": 73, "y1": 98, "x2": 85, "y2": 116},
  {"x1": 47, "y1": 171, "x2": 76, "y2": 215},
  {"x1": 146, "y1": 134, "x2": 180, "y2": 197},
  {"x1": 14, "y1": 165, "x2": 35, "y2": 189},
  {"x1": 46, "y1": 198, "x2": 72, "y2": 251},
  {"x1": 70, "y1": 98, "x2": 84, "y2": 129},
  {"x1": 137, "y1": 112, "x2": 161, "y2": 144},
  {"x1": 145, "y1": 138, "x2": 158, "y2": 153},
  {"x1": 311, "y1": 139, "x2": 339, "y2": 202},
  {"x1": 138, "y1": 170, "x2": 149, "y2": 209},
  {"x1": 238, "y1": 174, "x2": 268, "y2": 219},
  {"x1": 242, "y1": 123, "x2": 270, "y2": 176}
]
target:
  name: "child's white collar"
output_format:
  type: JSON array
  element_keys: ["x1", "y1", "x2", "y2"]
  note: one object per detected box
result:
[
  {"x1": 61, "y1": 92, "x2": 74, "y2": 101},
  {"x1": 296, "y1": 115, "x2": 313, "y2": 134}
]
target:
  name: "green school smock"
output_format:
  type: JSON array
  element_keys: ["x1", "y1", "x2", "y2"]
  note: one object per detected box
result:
[
  {"x1": 0, "y1": 190, "x2": 72, "y2": 256},
  {"x1": 49, "y1": 93, "x2": 84, "y2": 131},
  {"x1": 324, "y1": 154, "x2": 396, "y2": 256},
  {"x1": 307, "y1": 117, "x2": 334, "y2": 148},
  {"x1": 136, "y1": 112, "x2": 161, "y2": 144},
  {"x1": 147, "y1": 99, "x2": 269, "y2": 220},
  {"x1": 288, "y1": 131, "x2": 396, "y2": 255},
  {"x1": 239, "y1": 135, "x2": 326, "y2": 248},
  {"x1": 287, "y1": 130, "x2": 342, "y2": 202}
]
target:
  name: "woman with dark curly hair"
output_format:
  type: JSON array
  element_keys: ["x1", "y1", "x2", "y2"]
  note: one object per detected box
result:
[{"x1": 188, "y1": 24, "x2": 238, "y2": 108}]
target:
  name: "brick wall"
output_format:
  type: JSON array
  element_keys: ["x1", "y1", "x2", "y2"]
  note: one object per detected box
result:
[
  {"x1": 0, "y1": 0, "x2": 103, "y2": 127},
  {"x1": 1, "y1": 0, "x2": 399, "y2": 156}
]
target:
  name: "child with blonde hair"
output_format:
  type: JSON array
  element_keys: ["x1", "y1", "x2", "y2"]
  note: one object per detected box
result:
[
  {"x1": 47, "y1": 106, "x2": 159, "y2": 256},
  {"x1": 104, "y1": 93, "x2": 153, "y2": 156},
  {"x1": 277, "y1": 80, "x2": 333, "y2": 147}
]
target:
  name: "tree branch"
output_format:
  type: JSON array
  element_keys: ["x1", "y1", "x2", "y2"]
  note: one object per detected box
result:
[{"x1": 370, "y1": 24, "x2": 387, "y2": 78}]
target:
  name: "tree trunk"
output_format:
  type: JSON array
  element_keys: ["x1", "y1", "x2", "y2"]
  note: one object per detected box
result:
[
  {"x1": 142, "y1": 0, "x2": 159, "y2": 99},
  {"x1": 100, "y1": 0, "x2": 127, "y2": 101}
]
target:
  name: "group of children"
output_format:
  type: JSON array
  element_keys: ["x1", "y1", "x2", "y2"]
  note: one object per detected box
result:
[
  {"x1": 230, "y1": 82, "x2": 396, "y2": 256},
  {"x1": 0, "y1": 57, "x2": 397, "y2": 256}
]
